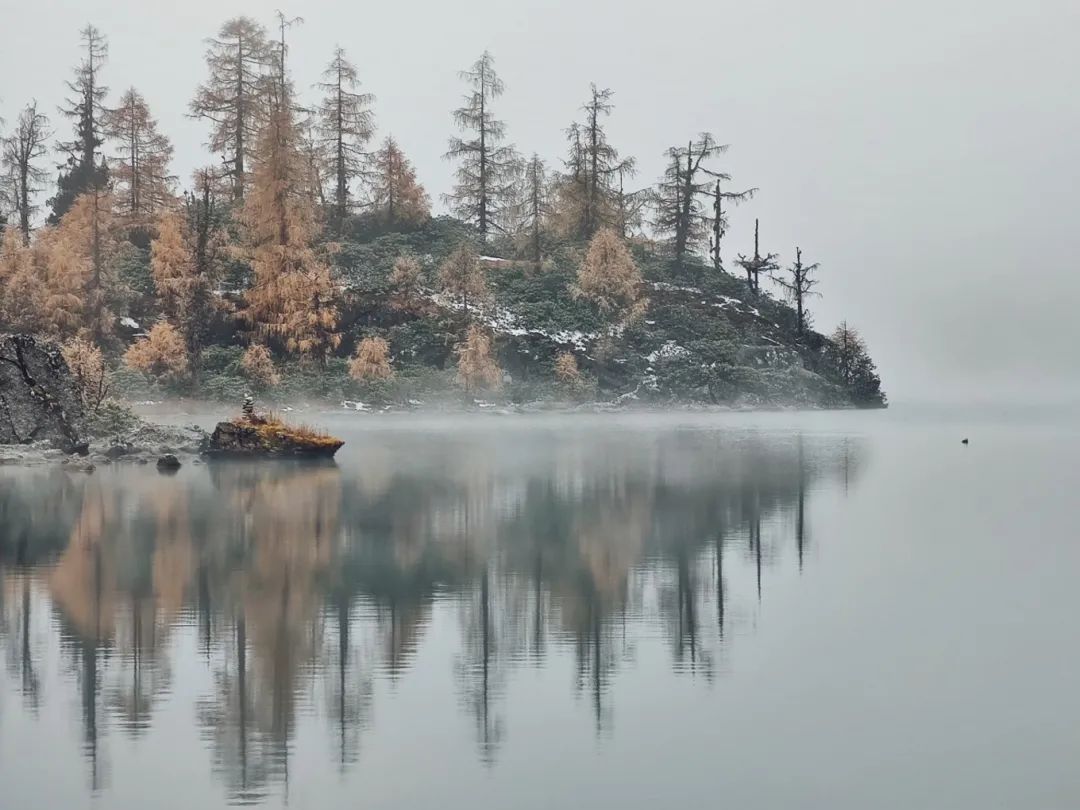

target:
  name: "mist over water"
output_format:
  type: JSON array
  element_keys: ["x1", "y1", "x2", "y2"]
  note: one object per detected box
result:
[{"x1": 1, "y1": 410, "x2": 1078, "y2": 808}]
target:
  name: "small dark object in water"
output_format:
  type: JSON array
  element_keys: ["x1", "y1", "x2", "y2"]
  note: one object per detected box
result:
[
  {"x1": 157, "y1": 453, "x2": 182, "y2": 471},
  {"x1": 961, "y1": 438, "x2": 969, "y2": 445}
]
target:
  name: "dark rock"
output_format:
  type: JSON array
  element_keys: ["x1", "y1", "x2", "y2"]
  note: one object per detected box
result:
[
  {"x1": 0, "y1": 334, "x2": 89, "y2": 454},
  {"x1": 105, "y1": 443, "x2": 133, "y2": 459},
  {"x1": 156, "y1": 453, "x2": 182, "y2": 471},
  {"x1": 62, "y1": 457, "x2": 95, "y2": 473},
  {"x1": 206, "y1": 418, "x2": 344, "y2": 459}
]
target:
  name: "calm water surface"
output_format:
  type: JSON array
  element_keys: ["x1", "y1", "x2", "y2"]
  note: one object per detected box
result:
[{"x1": 1, "y1": 409, "x2": 1077, "y2": 809}]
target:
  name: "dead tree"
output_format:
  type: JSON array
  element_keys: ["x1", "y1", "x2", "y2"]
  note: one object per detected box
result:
[
  {"x1": 773, "y1": 246, "x2": 821, "y2": 337},
  {"x1": 735, "y1": 218, "x2": 779, "y2": 295},
  {"x1": 654, "y1": 134, "x2": 754, "y2": 274},
  {"x1": 1, "y1": 102, "x2": 52, "y2": 242},
  {"x1": 708, "y1": 177, "x2": 755, "y2": 273}
]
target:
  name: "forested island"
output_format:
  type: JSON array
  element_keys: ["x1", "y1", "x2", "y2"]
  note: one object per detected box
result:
[{"x1": 0, "y1": 17, "x2": 885, "y2": 417}]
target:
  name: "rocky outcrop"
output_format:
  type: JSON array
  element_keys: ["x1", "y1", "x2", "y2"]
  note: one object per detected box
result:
[
  {"x1": 0, "y1": 334, "x2": 88, "y2": 454},
  {"x1": 206, "y1": 417, "x2": 344, "y2": 458}
]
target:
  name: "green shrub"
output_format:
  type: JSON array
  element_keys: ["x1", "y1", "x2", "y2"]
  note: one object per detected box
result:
[
  {"x1": 85, "y1": 398, "x2": 143, "y2": 438},
  {"x1": 108, "y1": 366, "x2": 163, "y2": 401}
]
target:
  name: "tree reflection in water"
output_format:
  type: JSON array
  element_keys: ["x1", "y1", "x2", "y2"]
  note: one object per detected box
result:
[{"x1": 0, "y1": 427, "x2": 863, "y2": 802}]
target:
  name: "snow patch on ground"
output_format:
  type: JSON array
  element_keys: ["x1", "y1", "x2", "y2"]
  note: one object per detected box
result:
[
  {"x1": 427, "y1": 291, "x2": 596, "y2": 350},
  {"x1": 650, "y1": 281, "x2": 703, "y2": 295},
  {"x1": 646, "y1": 341, "x2": 690, "y2": 363}
]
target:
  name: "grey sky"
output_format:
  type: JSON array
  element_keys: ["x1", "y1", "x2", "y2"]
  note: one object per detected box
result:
[{"x1": 3, "y1": 0, "x2": 1078, "y2": 403}]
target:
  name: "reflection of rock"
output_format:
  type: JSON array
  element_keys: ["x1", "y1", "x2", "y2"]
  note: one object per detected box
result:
[
  {"x1": 206, "y1": 419, "x2": 344, "y2": 458},
  {"x1": 0, "y1": 334, "x2": 88, "y2": 454}
]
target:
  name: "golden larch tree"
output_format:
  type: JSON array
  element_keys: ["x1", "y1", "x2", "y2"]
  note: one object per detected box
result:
[
  {"x1": 371, "y1": 137, "x2": 430, "y2": 227},
  {"x1": 554, "y1": 351, "x2": 583, "y2": 388},
  {"x1": 388, "y1": 255, "x2": 423, "y2": 308},
  {"x1": 54, "y1": 189, "x2": 118, "y2": 343},
  {"x1": 240, "y1": 101, "x2": 341, "y2": 363},
  {"x1": 456, "y1": 325, "x2": 502, "y2": 393},
  {"x1": 573, "y1": 227, "x2": 647, "y2": 323},
  {"x1": 61, "y1": 337, "x2": 110, "y2": 410},
  {"x1": 241, "y1": 343, "x2": 280, "y2": 388},
  {"x1": 124, "y1": 321, "x2": 190, "y2": 384},
  {"x1": 439, "y1": 242, "x2": 488, "y2": 320},
  {"x1": 349, "y1": 336, "x2": 393, "y2": 381},
  {"x1": 0, "y1": 226, "x2": 36, "y2": 328},
  {"x1": 37, "y1": 227, "x2": 89, "y2": 340},
  {"x1": 150, "y1": 212, "x2": 192, "y2": 320},
  {"x1": 0, "y1": 226, "x2": 42, "y2": 331}
]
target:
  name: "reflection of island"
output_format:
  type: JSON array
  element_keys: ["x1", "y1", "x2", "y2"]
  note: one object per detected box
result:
[{"x1": 0, "y1": 429, "x2": 863, "y2": 801}]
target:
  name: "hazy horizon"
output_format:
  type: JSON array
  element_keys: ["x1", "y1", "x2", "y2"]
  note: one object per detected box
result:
[{"x1": 3, "y1": 0, "x2": 1077, "y2": 404}]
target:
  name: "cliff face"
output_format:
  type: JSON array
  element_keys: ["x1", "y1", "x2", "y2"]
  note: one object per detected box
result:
[{"x1": 0, "y1": 334, "x2": 89, "y2": 454}]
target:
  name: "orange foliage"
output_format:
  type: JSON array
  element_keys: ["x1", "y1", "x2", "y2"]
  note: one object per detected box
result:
[
  {"x1": 0, "y1": 226, "x2": 43, "y2": 332},
  {"x1": 240, "y1": 103, "x2": 341, "y2": 361},
  {"x1": 371, "y1": 137, "x2": 430, "y2": 226},
  {"x1": 573, "y1": 227, "x2": 647, "y2": 323},
  {"x1": 439, "y1": 242, "x2": 488, "y2": 317},
  {"x1": 349, "y1": 336, "x2": 393, "y2": 381},
  {"x1": 61, "y1": 337, "x2": 110, "y2": 410},
  {"x1": 124, "y1": 321, "x2": 190, "y2": 383},
  {"x1": 456, "y1": 325, "x2": 502, "y2": 392},
  {"x1": 241, "y1": 343, "x2": 281, "y2": 387}
]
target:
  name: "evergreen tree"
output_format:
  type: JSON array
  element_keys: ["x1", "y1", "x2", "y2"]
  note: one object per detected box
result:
[
  {"x1": 315, "y1": 47, "x2": 375, "y2": 233},
  {"x1": 735, "y1": 219, "x2": 779, "y2": 295},
  {"x1": 106, "y1": 88, "x2": 176, "y2": 226},
  {"x1": 190, "y1": 17, "x2": 273, "y2": 200},
  {"x1": 653, "y1": 134, "x2": 755, "y2": 270},
  {"x1": 829, "y1": 321, "x2": 884, "y2": 404},
  {"x1": 444, "y1": 52, "x2": 518, "y2": 241},
  {"x1": 370, "y1": 137, "x2": 430, "y2": 227},
  {"x1": 181, "y1": 169, "x2": 226, "y2": 367},
  {"x1": 518, "y1": 154, "x2": 548, "y2": 265},
  {"x1": 48, "y1": 24, "x2": 110, "y2": 224},
  {"x1": 1, "y1": 102, "x2": 52, "y2": 243},
  {"x1": 773, "y1": 247, "x2": 820, "y2": 337},
  {"x1": 554, "y1": 86, "x2": 634, "y2": 239}
]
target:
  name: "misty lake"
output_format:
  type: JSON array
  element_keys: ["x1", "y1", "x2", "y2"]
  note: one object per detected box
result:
[{"x1": 1, "y1": 409, "x2": 1077, "y2": 809}]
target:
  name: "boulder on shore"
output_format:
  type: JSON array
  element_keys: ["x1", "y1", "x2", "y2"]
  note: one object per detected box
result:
[
  {"x1": 0, "y1": 334, "x2": 88, "y2": 455},
  {"x1": 206, "y1": 416, "x2": 344, "y2": 458}
]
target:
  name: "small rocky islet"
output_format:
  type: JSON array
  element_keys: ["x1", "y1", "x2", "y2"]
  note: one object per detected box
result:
[{"x1": 0, "y1": 333, "x2": 344, "y2": 468}]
